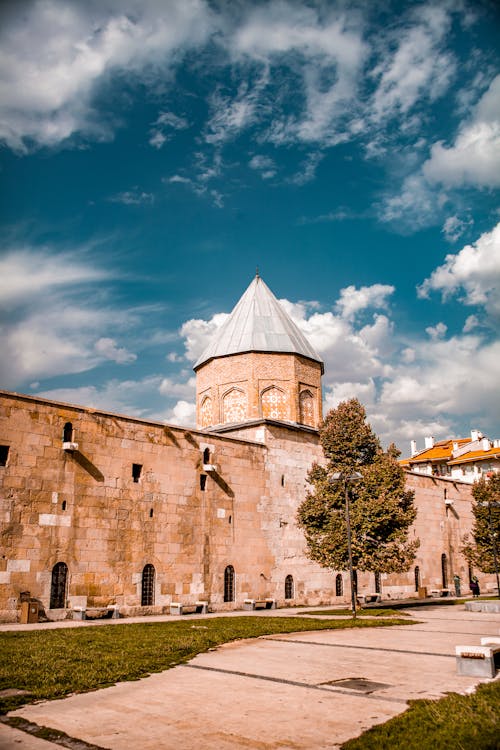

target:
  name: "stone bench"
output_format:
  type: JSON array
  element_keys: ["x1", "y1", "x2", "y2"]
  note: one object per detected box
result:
[
  {"x1": 430, "y1": 588, "x2": 451, "y2": 597},
  {"x1": 72, "y1": 605, "x2": 120, "y2": 621},
  {"x1": 357, "y1": 593, "x2": 381, "y2": 604},
  {"x1": 169, "y1": 601, "x2": 208, "y2": 616},
  {"x1": 243, "y1": 598, "x2": 276, "y2": 611},
  {"x1": 456, "y1": 642, "x2": 500, "y2": 678}
]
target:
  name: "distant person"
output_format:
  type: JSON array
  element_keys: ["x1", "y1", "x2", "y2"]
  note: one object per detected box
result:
[
  {"x1": 470, "y1": 576, "x2": 480, "y2": 598},
  {"x1": 453, "y1": 574, "x2": 461, "y2": 597}
]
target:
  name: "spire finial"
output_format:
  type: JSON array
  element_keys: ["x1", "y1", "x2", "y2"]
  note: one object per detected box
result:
[{"x1": 256, "y1": 266, "x2": 260, "y2": 278}]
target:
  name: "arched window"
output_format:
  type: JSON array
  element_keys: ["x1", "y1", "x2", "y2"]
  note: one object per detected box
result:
[
  {"x1": 299, "y1": 390, "x2": 314, "y2": 427},
  {"x1": 374, "y1": 571, "x2": 381, "y2": 594},
  {"x1": 285, "y1": 574, "x2": 294, "y2": 600},
  {"x1": 141, "y1": 564, "x2": 155, "y2": 606},
  {"x1": 222, "y1": 389, "x2": 246, "y2": 424},
  {"x1": 62, "y1": 422, "x2": 73, "y2": 442},
  {"x1": 224, "y1": 565, "x2": 235, "y2": 602},
  {"x1": 200, "y1": 397, "x2": 212, "y2": 428},
  {"x1": 203, "y1": 447, "x2": 210, "y2": 464},
  {"x1": 441, "y1": 553, "x2": 448, "y2": 589},
  {"x1": 261, "y1": 386, "x2": 288, "y2": 421},
  {"x1": 414, "y1": 565, "x2": 420, "y2": 592},
  {"x1": 335, "y1": 573, "x2": 343, "y2": 597},
  {"x1": 50, "y1": 562, "x2": 68, "y2": 609}
]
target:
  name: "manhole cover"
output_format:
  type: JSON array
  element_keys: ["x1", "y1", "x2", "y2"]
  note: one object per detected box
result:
[{"x1": 320, "y1": 677, "x2": 390, "y2": 693}]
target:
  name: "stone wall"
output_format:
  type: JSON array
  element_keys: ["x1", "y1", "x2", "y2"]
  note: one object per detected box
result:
[
  {"x1": 0, "y1": 391, "x2": 277, "y2": 618},
  {"x1": 1, "y1": 390, "x2": 494, "y2": 622}
]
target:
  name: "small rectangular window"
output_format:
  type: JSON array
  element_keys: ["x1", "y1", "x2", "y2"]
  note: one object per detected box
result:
[
  {"x1": 200, "y1": 474, "x2": 207, "y2": 491},
  {"x1": 132, "y1": 463, "x2": 142, "y2": 483},
  {"x1": 0, "y1": 446, "x2": 9, "y2": 466}
]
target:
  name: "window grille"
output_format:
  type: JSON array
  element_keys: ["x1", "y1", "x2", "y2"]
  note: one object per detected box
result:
[
  {"x1": 224, "y1": 565, "x2": 235, "y2": 602},
  {"x1": 414, "y1": 565, "x2": 420, "y2": 592},
  {"x1": 335, "y1": 573, "x2": 343, "y2": 596},
  {"x1": 50, "y1": 562, "x2": 68, "y2": 609},
  {"x1": 374, "y1": 571, "x2": 381, "y2": 593},
  {"x1": 285, "y1": 574, "x2": 294, "y2": 599},
  {"x1": 141, "y1": 564, "x2": 155, "y2": 606}
]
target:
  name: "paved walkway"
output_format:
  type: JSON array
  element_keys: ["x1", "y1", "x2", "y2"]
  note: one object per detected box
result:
[{"x1": 3, "y1": 605, "x2": 500, "y2": 749}]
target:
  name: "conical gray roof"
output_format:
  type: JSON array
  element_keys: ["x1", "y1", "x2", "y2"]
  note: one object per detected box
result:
[{"x1": 194, "y1": 275, "x2": 324, "y2": 372}]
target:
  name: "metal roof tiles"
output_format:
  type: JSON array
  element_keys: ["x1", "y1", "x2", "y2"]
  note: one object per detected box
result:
[{"x1": 194, "y1": 275, "x2": 324, "y2": 371}]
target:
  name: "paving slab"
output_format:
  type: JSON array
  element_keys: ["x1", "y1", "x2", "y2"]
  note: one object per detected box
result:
[
  {"x1": 0, "y1": 722, "x2": 60, "y2": 750},
  {"x1": 9, "y1": 605, "x2": 500, "y2": 750}
]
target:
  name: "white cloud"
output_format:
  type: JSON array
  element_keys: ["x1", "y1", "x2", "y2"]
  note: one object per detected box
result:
[
  {"x1": 288, "y1": 151, "x2": 324, "y2": 185},
  {"x1": 0, "y1": 247, "x2": 109, "y2": 308},
  {"x1": 380, "y1": 69, "x2": 500, "y2": 229},
  {"x1": 164, "y1": 399, "x2": 196, "y2": 427},
  {"x1": 425, "y1": 322, "x2": 447, "y2": 340},
  {"x1": 423, "y1": 75, "x2": 500, "y2": 188},
  {"x1": 371, "y1": 6, "x2": 455, "y2": 123},
  {"x1": 335, "y1": 284, "x2": 395, "y2": 320},
  {"x1": 424, "y1": 122, "x2": 500, "y2": 189},
  {"x1": 0, "y1": 0, "x2": 214, "y2": 151},
  {"x1": 229, "y1": 2, "x2": 367, "y2": 146},
  {"x1": 380, "y1": 173, "x2": 447, "y2": 228},
  {"x1": 380, "y1": 335, "x2": 500, "y2": 424},
  {"x1": 418, "y1": 222, "x2": 500, "y2": 318},
  {"x1": 249, "y1": 154, "x2": 276, "y2": 179},
  {"x1": 36, "y1": 376, "x2": 162, "y2": 417},
  {"x1": 0, "y1": 245, "x2": 144, "y2": 385},
  {"x1": 442, "y1": 215, "x2": 473, "y2": 243},
  {"x1": 463, "y1": 314, "x2": 479, "y2": 333},
  {"x1": 149, "y1": 111, "x2": 189, "y2": 149},
  {"x1": 158, "y1": 376, "x2": 196, "y2": 399},
  {"x1": 205, "y1": 78, "x2": 268, "y2": 145},
  {"x1": 94, "y1": 337, "x2": 137, "y2": 364},
  {"x1": 109, "y1": 189, "x2": 154, "y2": 205},
  {"x1": 180, "y1": 313, "x2": 229, "y2": 362},
  {"x1": 167, "y1": 175, "x2": 193, "y2": 185}
]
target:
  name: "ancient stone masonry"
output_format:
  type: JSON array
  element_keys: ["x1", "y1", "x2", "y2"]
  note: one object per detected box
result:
[{"x1": 0, "y1": 275, "x2": 493, "y2": 622}]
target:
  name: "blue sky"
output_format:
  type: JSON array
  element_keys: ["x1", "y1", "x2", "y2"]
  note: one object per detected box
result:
[{"x1": 1, "y1": 0, "x2": 499, "y2": 452}]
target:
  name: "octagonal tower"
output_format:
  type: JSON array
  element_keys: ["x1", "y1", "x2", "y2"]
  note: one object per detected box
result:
[{"x1": 194, "y1": 274, "x2": 323, "y2": 431}]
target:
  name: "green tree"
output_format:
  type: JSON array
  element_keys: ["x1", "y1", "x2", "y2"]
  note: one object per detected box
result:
[
  {"x1": 461, "y1": 474, "x2": 500, "y2": 574},
  {"x1": 297, "y1": 399, "x2": 419, "y2": 576}
]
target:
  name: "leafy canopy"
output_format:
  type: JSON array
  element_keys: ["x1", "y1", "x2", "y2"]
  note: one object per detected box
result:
[
  {"x1": 461, "y1": 474, "x2": 500, "y2": 574},
  {"x1": 297, "y1": 399, "x2": 418, "y2": 574}
]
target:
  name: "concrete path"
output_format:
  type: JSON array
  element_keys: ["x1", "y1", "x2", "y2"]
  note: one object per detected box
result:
[{"x1": 7, "y1": 605, "x2": 500, "y2": 750}]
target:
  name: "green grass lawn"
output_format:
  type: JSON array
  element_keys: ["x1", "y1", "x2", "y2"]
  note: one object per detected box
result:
[
  {"x1": 0, "y1": 614, "x2": 412, "y2": 713},
  {"x1": 341, "y1": 679, "x2": 500, "y2": 750}
]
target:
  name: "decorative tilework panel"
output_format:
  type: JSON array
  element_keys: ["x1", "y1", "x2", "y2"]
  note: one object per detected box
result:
[
  {"x1": 223, "y1": 389, "x2": 247, "y2": 424},
  {"x1": 261, "y1": 387, "x2": 288, "y2": 420},
  {"x1": 299, "y1": 390, "x2": 314, "y2": 427},
  {"x1": 200, "y1": 397, "x2": 212, "y2": 428}
]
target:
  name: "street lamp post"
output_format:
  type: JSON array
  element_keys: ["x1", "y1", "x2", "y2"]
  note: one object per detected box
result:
[{"x1": 331, "y1": 471, "x2": 362, "y2": 619}]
